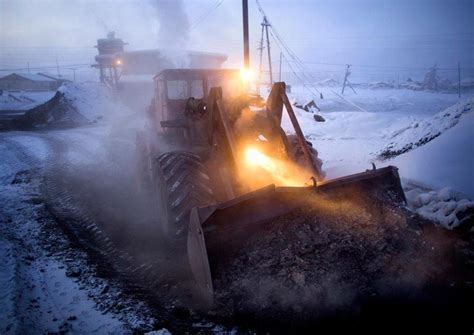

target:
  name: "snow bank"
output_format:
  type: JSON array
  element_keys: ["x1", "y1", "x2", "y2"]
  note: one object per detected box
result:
[
  {"x1": 58, "y1": 82, "x2": 117, "y2": 123},
  {"x1": 0, "y1": 91, "x2": 56, "y2": 111},
  {"x1": 281, "y1": 104, "x2": 414, "y2": 178},
  {"x1": 391, "y1": 109, "x2": 474, "y2": 198},
  {"x1": 404, "y1": 184, "x2": 474, "y2": 229},
  {"x1": 380, "y1": 97, "x2": 473, "y2": 157}
]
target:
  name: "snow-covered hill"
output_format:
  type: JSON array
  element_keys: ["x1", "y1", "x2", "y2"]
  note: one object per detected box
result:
[
  {"x1": 380, "y1": 97, "x2": 473, "y2": 158},
  {"x1": 58, "y1": 82, "x2": 120, "y2": 123},
  {"x1": 285, "y1": 87, "x2": 473, "y2": 227},
  {"x1": 389, "y1": 110, "x2": 474, "y2": 228}
]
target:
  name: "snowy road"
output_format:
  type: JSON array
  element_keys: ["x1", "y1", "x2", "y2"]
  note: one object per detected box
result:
[
  {"x1": 1, "y1": 83, "x2": 472, "y2": 332},
  {"x1": 0, "y1": 126, "x2": 159, "y2": 334}
]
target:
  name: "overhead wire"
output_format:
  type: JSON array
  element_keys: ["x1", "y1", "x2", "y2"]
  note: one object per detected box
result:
[
  {"x1": 189, "y1": 0, "x2": 225, "y2": 31},
  {"x1": 253, "y1": 0, "x2": 472, "y2": 109},
  {"x1": 0, "y1": 63, "x2": 92, "y2": 72},
  {"x1": 255, "y1": 0, "x2": 322, "y2": 98}
]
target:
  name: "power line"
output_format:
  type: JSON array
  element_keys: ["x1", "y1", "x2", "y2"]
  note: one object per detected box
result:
[
  {"x1": 189, "y1": 0, "x2": 225, "y2": 31},
  {"x1": 0, "y1": 63, "x2": 91, "y2": 72},
  {"x1": 255, "y1": 0, "x2": 321, "y2": 96},
  {"x1": 254, "y1": 0, "x2": 379, "y2": 111},
  {"x1": 283, "y1": 60, "x2": 474, "y2": 71}
]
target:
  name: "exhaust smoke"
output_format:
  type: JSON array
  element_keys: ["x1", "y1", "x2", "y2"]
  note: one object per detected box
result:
[{"x1": 153, "y1": 0, "x2": 191, "y2": 67}]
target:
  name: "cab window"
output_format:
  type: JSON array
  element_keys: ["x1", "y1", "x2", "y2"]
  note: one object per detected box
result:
[
  {"x1": 190, "y1": 79, "x2": 204, "y2": 99},
  {"x1": 166, "y1": 79, "x2": 204, "y2": 100},
  {"x1": 167, "y1": 80, "x2": 188, "y2": 100}
]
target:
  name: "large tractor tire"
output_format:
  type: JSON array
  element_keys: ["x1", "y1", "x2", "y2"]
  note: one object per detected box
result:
[
  {"x1": 287, "y1": 134, "x2": 325, "y2": 181},
  {"x1": 153, "y1": 151, "x2": 214, "y2": 239}
]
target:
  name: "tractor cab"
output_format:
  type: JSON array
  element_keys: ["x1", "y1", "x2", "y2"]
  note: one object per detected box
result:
[{"x1": 151, "y1": 68, "x2": 244, "y2": 133}]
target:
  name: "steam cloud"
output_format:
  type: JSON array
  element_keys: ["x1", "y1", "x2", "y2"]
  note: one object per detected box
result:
[{"x1": 153, "y1": 0, "x2": 190, "y2": 49}]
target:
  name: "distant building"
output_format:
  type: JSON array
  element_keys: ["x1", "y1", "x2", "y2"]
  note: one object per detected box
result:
[
  {"x1": 114, "y1": 49, "x2": 228, "y2": 76},
  {"x1": 0, "y1": 73, "x2": 63, "y2": 91},
  {"x1": 37, "y1": 72, "x2": 70, "y2": 87},
  {"x1": 92, "y1": 32, "x2": 228, "y2": 86}
]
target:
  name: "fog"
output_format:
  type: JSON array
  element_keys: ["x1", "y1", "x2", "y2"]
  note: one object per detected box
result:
[{"x1": 0, "y1": 0, "x2": 472, "y2": 81}]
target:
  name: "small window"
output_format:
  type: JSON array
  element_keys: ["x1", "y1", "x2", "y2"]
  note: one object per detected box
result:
[
  {"x1": 167, "y1": 80, "x2": 188, "y2": 100},
  {"x1": 190, "y1": 79, "x2": 204, "y2": 98}
]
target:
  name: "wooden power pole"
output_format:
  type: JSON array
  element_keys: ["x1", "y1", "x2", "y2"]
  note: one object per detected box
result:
[
  {"x1": 257, "y1": 20, "x2": 265, "y2": 91},
  {"x1": 342, "y1": 64, "x2": 351, "y2": 95},
  {"x1": 458, "y1": 61, "x2": 461, "y2": 98},
  {"x1": 279, "y1": 52, "x2": 282, "y2": 82},
  {"x1": 242, "y1": 0, "x2": 249, "y2": 69},
  {"x1": 263, "y1": 16, "x2": 273, "y2": 85},
  {"x1": 257, "y1": 15, "x2": 273, "y2": 90},
  {"x1": 55, "y1": 56, "x2": 61, "y2": 77}
]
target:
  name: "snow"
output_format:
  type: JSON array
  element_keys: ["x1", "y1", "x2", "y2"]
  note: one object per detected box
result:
[
  {"x1": 0, "y1": 116, "x2": 154, "y2": 333},
  {"x1": 0, "y1": 72, "x2": 56, "y2": 82},
  {"x1": 0, "y1": 167, "x2": 126, "y2": 334},
  {"x1": 0, "y1": 81, "x2": 473, "y2": 331},
  {"x1": 381, "y1": 97, "x2": 473, "y2": 157},
  {"x1": 404, "y1": 185, "x2": 474, "y2": 229},
  {"x1": 290, "y1": 86, "x2": 461, "y2": 115},
  {"x1": 390, "y1": 111, "x2": 474, "y2": 198},
  {"x1": 283, "y1": 86, "x2": 474, "y2": 227},
  {"x1": 0, "y1": 91, "x2": 56, "y2": 111},
  {"x1": 58, "y1": 82, "x2": 127, "y2": 123},
  {"x1": 0, "y1": 240, "x2": 17, "y2": 333},
  {"x1": 145, "y1": 329, "x2": 172, "y2": 335},
  {"x1": 284, "y1": 87, "x2": 473, "y2": 186}
]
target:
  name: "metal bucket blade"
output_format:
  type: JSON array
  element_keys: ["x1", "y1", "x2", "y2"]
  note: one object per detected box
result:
[
  {"x1": 186, "y1": 165, "x2": 405, "y2": 304},
  {"x1": 187, "y1": 208, "x2": 214, "y2": 306}
]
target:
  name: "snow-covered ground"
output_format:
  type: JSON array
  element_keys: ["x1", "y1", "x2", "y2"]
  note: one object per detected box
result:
[
  {"x1": 58, "y1": 82, "x2": 119, "y2": 123},
  {"x1": 1, "y1": 81, "x2": 473, "y2": 332},
  {"x1": 0, "y1": 86, "x2": 158, "y2": 333},
  {"x1": 0, "y1": 91, "x2": 56, "y2": 111},
  {"x1": 288, "y1": 86, "x2": 462, "y2": 115},
  {"x1": 283, "y1": 86, "x2": 473, "y2": 228},
  {"x1": 0, "y1": 136, "x2": 133, "y2": 333}
]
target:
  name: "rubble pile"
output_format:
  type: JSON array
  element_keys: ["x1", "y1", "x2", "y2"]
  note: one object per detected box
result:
[{"x1": 212, "y1": 197, "x2": 472, "y2": 330}]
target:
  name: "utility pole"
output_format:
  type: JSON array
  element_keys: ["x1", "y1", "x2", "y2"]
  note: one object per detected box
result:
[
  {"x1": 279, "y1": 52, "x2": 282, "y2": 82},
  {"x1": 257, "y1": 15, "x2": 273, "y2": 90},
  {"x1": 71, "y1": 68, "x2": 76, "y2": 82},
  {"x1": 27, "y1": 62, "x2": 30, "y2": 74},
  {"x1": 55, "y1": 56, "x2": 61, "y2": 77},
  {"x1": 341, "y1": 64, "x2": 351, "y2": 95},
  {"x1": 263, "y1": 16, "x2": 273, "y2": 85},
  {"x1": 458, "y1": 61, "x2": 461, "y2": 98},
  {"x1": 257, "y1": 20, "x2": 265, "y2": 92},
  {"x1": 242, "y1": 0, "x2": 249, "y2": 69}
]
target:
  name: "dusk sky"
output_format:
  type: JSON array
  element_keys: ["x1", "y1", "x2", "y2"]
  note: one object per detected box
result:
[{"x1": 1, "y1": 0, "x2": 472, "y2": 80}]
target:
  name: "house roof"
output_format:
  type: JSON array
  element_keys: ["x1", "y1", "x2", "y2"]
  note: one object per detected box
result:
[
  {"x1": 117, "y1": 49, "x2": 228, "y2": 61},
  {"x1": 37, "y1": 72, "x2": 63, "y2": 81},
  {"x1": 0, "y1": 73, "x2": 56, "y2": 82}
]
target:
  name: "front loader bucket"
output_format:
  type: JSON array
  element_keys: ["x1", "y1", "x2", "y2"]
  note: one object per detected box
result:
[{"x1": 187, "y1": 166, "x2": 406, "y2": 306}]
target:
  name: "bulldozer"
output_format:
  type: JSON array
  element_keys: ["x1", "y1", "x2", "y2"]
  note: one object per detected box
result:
[{"x1": 136, "y1": 68, "x2": 406, "y2": 306}]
